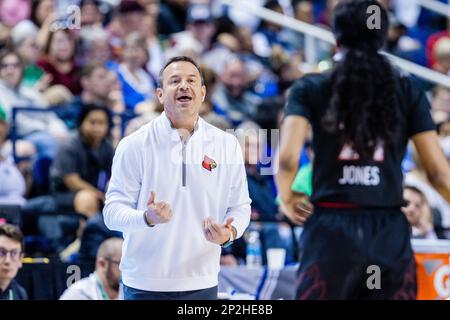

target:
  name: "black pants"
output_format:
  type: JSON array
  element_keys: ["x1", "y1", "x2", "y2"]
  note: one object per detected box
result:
[
  {"x1": 123, "y1": 284, "x2": 218, "y2": 300},
  {"x1": 295, "y1": 207, "x2": 417, "y2": 300}
]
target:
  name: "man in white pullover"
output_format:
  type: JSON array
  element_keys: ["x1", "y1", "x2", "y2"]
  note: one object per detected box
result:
[{"x1": 103, "y1": 56, "x2": 251, "y2": 300}]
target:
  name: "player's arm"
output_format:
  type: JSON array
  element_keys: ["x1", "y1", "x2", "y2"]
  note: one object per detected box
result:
[
  {"x1": 276, "y1": 115, "x2": 312, "y2": 225},
  {"x1": 412, "y1": 130, "x2": 450, "y2": 203}
]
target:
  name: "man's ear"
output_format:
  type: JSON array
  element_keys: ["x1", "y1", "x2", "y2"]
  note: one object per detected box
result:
[
  {"x1": 156, "y1": 87, "x2": 164, "y2": 104},
  {"x1": 201, "y1": 85, "x2": 206, "y2": 102},
  {"x1": 98, "y1": 257, "x2": 107, "y2": 269}
]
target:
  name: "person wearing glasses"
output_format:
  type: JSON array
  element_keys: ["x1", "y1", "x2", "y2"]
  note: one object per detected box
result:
[
  {"x1": 59, "y1": 237, "x2": 123, "y2": 300},
  {"x1": 0, "y1": 223, "x2": 27, "y2": 300}
]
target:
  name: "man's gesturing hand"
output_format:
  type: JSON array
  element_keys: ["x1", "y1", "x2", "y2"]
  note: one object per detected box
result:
[
  {"x1": 203, "y1": 217, "x2": 234, "y2": 245},
  {"x1": 145, "y1": 191, "x2": 173, "y2": 225}
]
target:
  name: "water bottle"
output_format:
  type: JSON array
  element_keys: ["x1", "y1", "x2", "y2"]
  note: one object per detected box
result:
[{"x1": 246, "y1": 230, "x2": 262, "y2": 268}]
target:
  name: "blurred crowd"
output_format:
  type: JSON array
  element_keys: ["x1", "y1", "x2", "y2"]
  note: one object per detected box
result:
[{"x1": 0, "y1": 0, "x2": 449, "y2": 297}]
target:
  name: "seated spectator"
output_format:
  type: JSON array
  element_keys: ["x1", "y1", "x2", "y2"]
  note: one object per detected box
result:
[
  {"x1": 79, "y1": 26, "x2": 115, "y2": 67},
  {"x1": 432, "y1": 37, "x2": 450, "y2": 76},
  {"x1": 78, "y1": 212, "x2": 122, "y2": 264},
  {"x1": 30, "y1": 0, "x2": 57, "y2": 50},
  {"x1": 431, "y1": 85, "x2": 450, "y2": 121},
  {"x1": 37, "y1": 29, "x2": 82, "y2": 95},
  {"x1": 0, "y1": 107, "x2": 26, "y2": 207},
  {"x1": 57, "y1": 63, "x2": 124, "y2": 129},
  {"x1": 49, "y1": 104, "x2": 114, "y2": 219},
  {"x1": 0, "y1": 223, "x2": 27, "y2": 300},
  {"x1": 426, "y1": 18, "x2": 450, "y2": 69},
  {"x1": 404, "y1": 143, "x2": 450, "y2": 231},
  {"x1": 171, "y1": 3, "x2": 216, "y2": 55},
  {"x1": 235, "y1": 121, "x2": 295, "y2": 264},
  {"x1": 106, "y1": 0, "x2": 146, "y2": 58},
  {"x1": 116, "y1": 32, "x2": 155, "y2": 111},
  {"x1": 59, "y1": 237, "x2": 123, "y2": 300},
  {"x1": 79, "y1": 0, "x2": 104, "y2": 28},
  {"x1": 212, "y1": 57, "x2": 262, "y2": 126},
  {"x1": 402, "y1": 186, "x2": 438, "y2": 240},
  {"x1": 139, "y1": 13, "x2": 165, "y2": 81},
  {"x1": 10, "y1": 20, "x2": 48, "y2": 90},
  {"x1": 0, "y1": 49, "x2": 68, "y2": 164}
]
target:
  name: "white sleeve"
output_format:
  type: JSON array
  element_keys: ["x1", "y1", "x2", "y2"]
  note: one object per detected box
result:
[
  {"x1": 224, "y1": 137, "x2": 252, "y2": 239},
  {"x1": 103, "y1": 136, "x2": 148, "y2": 232}
]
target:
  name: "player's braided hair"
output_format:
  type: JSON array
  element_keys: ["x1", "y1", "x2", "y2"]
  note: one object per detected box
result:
[{"x1": 322, "y1": 0, "x2": 398, "y2": 160}]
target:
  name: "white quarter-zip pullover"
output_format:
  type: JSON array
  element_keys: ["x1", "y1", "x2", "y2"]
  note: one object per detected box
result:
[{"x1": 103, "y1": 112, "x2": 251, "y2": 291}]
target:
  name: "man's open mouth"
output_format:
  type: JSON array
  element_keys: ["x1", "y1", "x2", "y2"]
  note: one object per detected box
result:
[{"x1": 177, "y1": 95, "x2": 192, "y2": 102}]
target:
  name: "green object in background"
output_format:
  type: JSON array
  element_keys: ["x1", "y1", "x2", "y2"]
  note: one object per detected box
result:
[
  {"x1": 22, "y1": 64, "x2": 45, "y2": 87},
  {"x1": 275, "y1": 163, "x2": 313, "y2": 205},
  {"x1": 0, "y1": 104, "x2": 7, "y2": 122}
]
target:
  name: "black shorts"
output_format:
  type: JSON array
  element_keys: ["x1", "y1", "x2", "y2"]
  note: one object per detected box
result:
[{"x1": 295, "y1": 207, "x2": 417, "y2": 300}]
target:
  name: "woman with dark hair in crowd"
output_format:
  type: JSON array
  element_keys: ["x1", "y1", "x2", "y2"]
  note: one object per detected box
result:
[
  {"x1": 276, "y1": 0, "x2": 450, "y2": 300},
  {"x1": 49, "y1": 103, "x2": 114, "y2": 220},
  {"x1": 37, "y1": 29, "x2": 82, "y2": 95}
]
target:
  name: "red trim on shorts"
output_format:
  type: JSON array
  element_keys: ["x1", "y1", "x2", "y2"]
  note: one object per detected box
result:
[{"x1": 315, "y1": 202, "x2": 361, "y2": 209}]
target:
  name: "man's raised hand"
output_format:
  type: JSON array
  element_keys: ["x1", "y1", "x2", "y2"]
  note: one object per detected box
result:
[{"x1": 145, "y1": 191, "x2": 173, "y2": 225}]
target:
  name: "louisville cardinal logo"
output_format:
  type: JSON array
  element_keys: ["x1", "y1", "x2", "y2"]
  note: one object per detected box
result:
[{"x1": 202, "y1": 155, "x2": 217, "y2": 171}]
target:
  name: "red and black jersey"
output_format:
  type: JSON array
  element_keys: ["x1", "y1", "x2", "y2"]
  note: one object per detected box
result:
[{"x1": 284, "y1": 69, "x2": 435, "y2": 208}]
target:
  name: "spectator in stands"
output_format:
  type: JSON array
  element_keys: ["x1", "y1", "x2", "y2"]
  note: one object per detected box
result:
[
  {"x1": 426, "y1": 19, "x2": 450, "y2": 69},
  {"x1": 79, "y1": 26, "x2": 114, "y2": 67},
  {"x1": 405, "y1": 144, "x2": 450, "y2": 232},
  {"x1": 139, "y1": 14, "x2": 165, "y2": 81},
  {"x1": 235, "y1": 121, "x2": 295, "y2": 265},
  {"x1": 0, "y1": 106, "x2": 26, "y2": 207},
  {"x1": 106, "y1": 0, "x2": 145, "y2": 57},
  {"x1": 79, "y1": 0, "x2": 104, "y2": 28},
  {"x1": 157, "y1": 0, "x2": 189, "y2": 36},
  {"x1": 0, "y1": 223, "x2": 27, "y2": 300},
  {"x1": 402, "y1": 186, "x2": 438, "y2": 240},
  {"x1": 432, "y1": 85, "x2": 450, "y2": 115},
  {"x1": 279, "y1": 0, "x2": 332, "y2": 62},
  {"x1": 50, "y1": 104, "x2": 114, "y2": 220},
  {"x1": 431, "y1": 85, "x2": 450, "y2": 124},
  {"x1": 30, "y1": 0, "x2": 58, "y2": 51},
  {"x1": 212, "y1": 57, "x2": 261, "y2": 126},
  {"x1": 58, "y1": 63, "x2": 124, "y2": 129},
  {"x1": 37, "y1": 29, "x2": 82, "y2": 95},
  {"x1": 10, "y1": 20, "x2": 49, "y2": 90},
  {"x1": 236, "y1": 121, "x2": 278, "y2": 221},
  {"x1": 432, "y1": 37, "x2": 450, "y2": 76},
  {"x1": 116, "y1": 32, "x2": 155, "y2": 111},
  {"x1": 78, "y1": 211, "x2": 122, "y2": 264},
  {"x1": 60, "y1": 237, "x2": 123, "y2": 300},
  {"x1": 0, "y1": 49, "x2": 68, "y2": 165}
]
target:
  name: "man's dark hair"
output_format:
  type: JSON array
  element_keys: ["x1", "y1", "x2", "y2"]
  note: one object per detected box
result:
[
  {"x1": 0, "y1": 223, "x2": 24, "y2": 253},
  {"x1": 158, "y1": 56, "x2": 205, "y2": 88}
]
